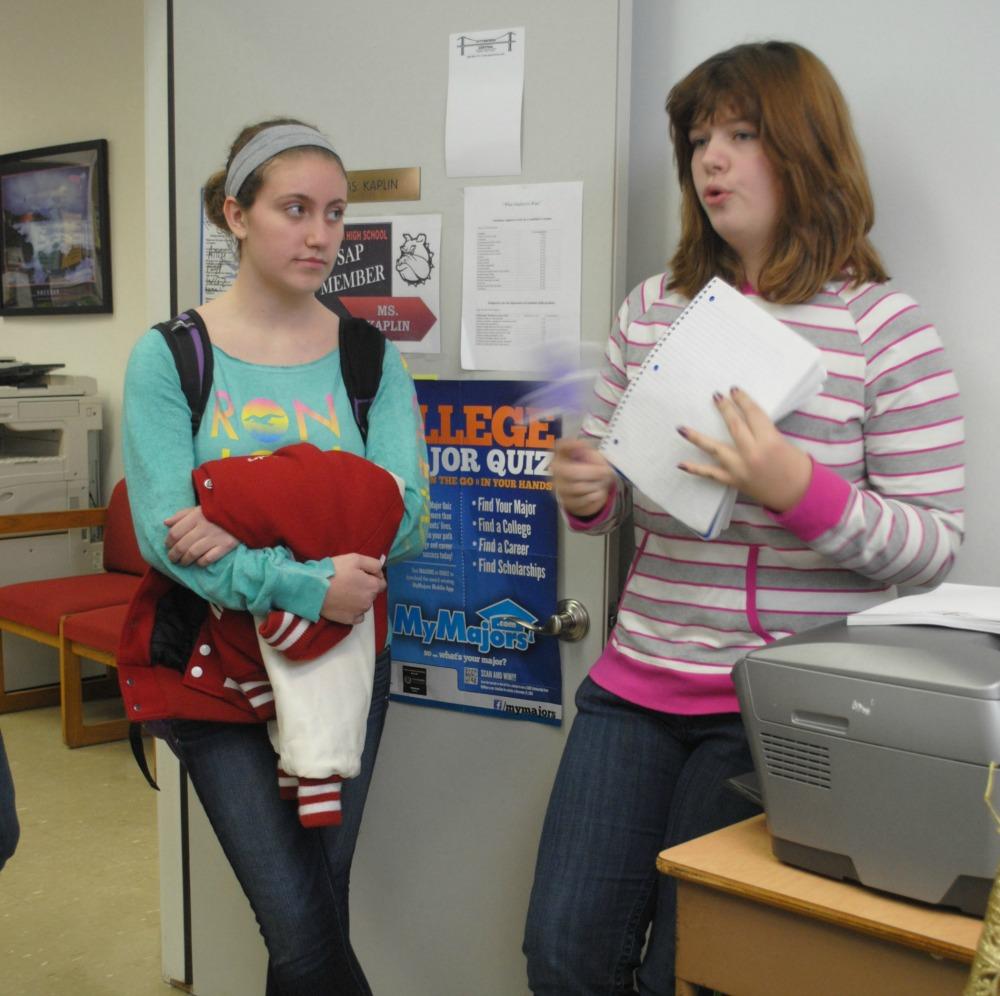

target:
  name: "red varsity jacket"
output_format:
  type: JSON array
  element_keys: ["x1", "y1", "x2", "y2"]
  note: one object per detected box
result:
[{"x1": 116, "y1": 443, "x2": 405, "y2": 724}]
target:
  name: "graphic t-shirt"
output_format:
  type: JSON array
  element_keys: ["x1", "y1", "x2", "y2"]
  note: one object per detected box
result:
[{"x1": 122, "y1": 328, "x2": 429, "y2": 623}]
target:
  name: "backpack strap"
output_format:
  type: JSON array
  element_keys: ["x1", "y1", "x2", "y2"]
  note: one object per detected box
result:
[
  {"x1": 130, "y1": 723, "x2": 159, "y2": 791},
  {"x1": 339, "y1": 317, "x2": 386, "y2": 444},
  {"x1": 155, "y1": 311, "x2": 384, "y2": 442},
  {"x1": 155, "y1": 311, "x2": 214, "y2": 434},
  {"x1": 130, "y1": 312, "x2": 213, "y2": 786}
]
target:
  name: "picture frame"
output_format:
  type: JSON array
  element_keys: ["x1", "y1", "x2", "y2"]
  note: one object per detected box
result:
[{"x1": 0, "y1": 139, "x2": 112, "y2": 316}]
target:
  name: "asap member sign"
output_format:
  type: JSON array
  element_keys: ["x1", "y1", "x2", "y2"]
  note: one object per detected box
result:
[
  {"x1": 316, "y1": 213, "x2": 441, "y2": 355},
  {"x1": 200, "y1": 209, "x2": 440, "y2": 356},
  {"x1": 388, "y1": 380, "x2": 561, "y2": 724}
]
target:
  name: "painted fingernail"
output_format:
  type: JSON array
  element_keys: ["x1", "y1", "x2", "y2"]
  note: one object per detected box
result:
[
  {"x1": 730, "y1": 385, "x2": 741, "y2": 395},
  {"x1": 677, "y1": 462, "x2": 690, "y2": 473},
  {"x1": 713, "y1": 391, "x2": 724, "y2": 403},
  {"x1": 677, "y1": 425, "x2": 688, "y2": 438}
]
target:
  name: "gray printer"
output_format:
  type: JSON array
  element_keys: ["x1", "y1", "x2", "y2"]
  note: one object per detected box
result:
[{"x1": 733, "y1": 620, "x2": 1000, "y2": 916}]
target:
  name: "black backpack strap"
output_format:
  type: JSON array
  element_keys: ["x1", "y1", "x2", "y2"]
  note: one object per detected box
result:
[
  {"x1": 339, "y1": 317, "x2": 386, "y2": 443},
  {"x1": 130, "y1": 312, "x2": 213, "y2": 787},
  {"x1": 155, "y1": 311, "x2": 214, "y2": 434},
  {"x1": 130, "y1": 723, "x2": 159, "y2": 791}
]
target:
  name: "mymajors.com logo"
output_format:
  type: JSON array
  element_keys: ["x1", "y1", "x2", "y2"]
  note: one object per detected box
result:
[
  {"x1": 492, "y1": 698, "x2": 557, "y2": 720},
  {"x1": 392, "y1": 597, "x2": 538, "y2": 654}
]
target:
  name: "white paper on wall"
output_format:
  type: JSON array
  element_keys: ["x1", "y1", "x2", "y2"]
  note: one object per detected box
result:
[{"x1": 446, "y1": 28, "x2": 525, "y2": 178}]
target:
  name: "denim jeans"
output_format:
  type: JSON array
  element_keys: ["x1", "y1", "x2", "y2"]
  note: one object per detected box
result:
[
  {"x1": 0, "y1": 731, "x2": 18, "y2": 872},
  {"x1": 160, "y1": 648, "x2": 391, "y2": 996},
  {"x1": 523, "y1": 676, "x2": 760, "y2": 996}
]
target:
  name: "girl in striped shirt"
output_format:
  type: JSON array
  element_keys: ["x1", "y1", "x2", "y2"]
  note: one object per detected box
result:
[{"x1": 524, "y1": 40, "x2": 964, "y2": 995}]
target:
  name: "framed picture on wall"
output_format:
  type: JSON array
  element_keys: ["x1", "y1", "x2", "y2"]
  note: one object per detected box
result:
[{"x1": 0, "y1": 139, "x2": 112, "y2": 316}]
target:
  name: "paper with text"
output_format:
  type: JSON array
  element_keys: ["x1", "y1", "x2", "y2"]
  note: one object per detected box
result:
[{"x1": 461, "y1": 182, "x2": 582, "y2": 372}]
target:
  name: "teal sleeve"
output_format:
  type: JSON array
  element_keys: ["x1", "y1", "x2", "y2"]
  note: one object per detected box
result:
[
  {"x1": 364, "y1": 342, "x2": 429, "y2": 564},
  {"x1": 122, "y1": 331, "x2": 332, "y2": 621}
]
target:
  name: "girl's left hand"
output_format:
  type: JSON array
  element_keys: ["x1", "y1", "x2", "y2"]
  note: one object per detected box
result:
[
  {"x1": 164, "y1": 506, "x2": 239, "y2": 566},
  {"x1": 677, "y1": 387, "x2": 812, "y2": 513}
]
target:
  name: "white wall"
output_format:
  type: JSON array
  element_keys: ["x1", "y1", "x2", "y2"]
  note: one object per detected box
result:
[
  {"x1": 0, "y1": 0, "x2": 147, "y2": 489},
  {"x1": 628, "y1": 0, "x2": 999, "y2": 584}
]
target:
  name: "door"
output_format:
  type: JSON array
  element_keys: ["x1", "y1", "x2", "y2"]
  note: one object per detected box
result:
[{"x1": 152, "y1": 2, "x2": 632, "y2": 993}]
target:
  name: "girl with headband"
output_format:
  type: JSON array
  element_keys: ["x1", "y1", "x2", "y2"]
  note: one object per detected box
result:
[
  {"x1": 121, "y1": 118, "x2": 428, "y2": 994},
  {"x1": 523, "y1": 42, "x2": 964, "y2": 994}
]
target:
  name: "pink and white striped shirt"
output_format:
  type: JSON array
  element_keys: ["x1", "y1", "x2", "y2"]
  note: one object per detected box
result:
[{"x1": 574, "y1": 274, "x2": 965, "y2": 715}]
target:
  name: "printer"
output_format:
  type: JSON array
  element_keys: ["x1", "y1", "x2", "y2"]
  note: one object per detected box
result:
[
  {"x1": 733, "y1": 620, "x2": 1000, "y2": 916},
  {"x1": 0, "y1": 370, "x2": 100, "y2": 507}
]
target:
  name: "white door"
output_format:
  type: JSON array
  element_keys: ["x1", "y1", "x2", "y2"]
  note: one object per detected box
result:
[{"x1": 152, "y1": 2, "x2": 633, "y2": 993}]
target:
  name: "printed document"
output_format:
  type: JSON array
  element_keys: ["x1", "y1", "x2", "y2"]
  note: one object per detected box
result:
[{"x1": 461, "y1": 182, "x2": 583, "y2": 371}]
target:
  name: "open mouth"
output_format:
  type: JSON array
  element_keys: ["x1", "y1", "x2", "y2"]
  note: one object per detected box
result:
[{"x1": 702, "y1": 187, "x2": 730, "y2": 207}]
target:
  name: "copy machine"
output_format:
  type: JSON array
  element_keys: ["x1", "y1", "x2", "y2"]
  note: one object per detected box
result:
[
  {"x1": 733, "y1": 620, "x2": 1000, "y2": 916},
  {"x1": 0, "y1": 371, "x2": 102, "y2": 691}
]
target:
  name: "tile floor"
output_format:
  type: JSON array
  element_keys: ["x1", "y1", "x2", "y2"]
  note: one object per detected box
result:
[{"x1": 0, "y1": 703, "x2": 174, "y2": 995}]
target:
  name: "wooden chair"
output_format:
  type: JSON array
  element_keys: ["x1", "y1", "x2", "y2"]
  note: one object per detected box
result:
[
  {"x1": 59, "y1": 603, "x2": 132, "y2": 747},
  {"x1": 0, "y1": 480, "x2": 146, "y2": 745}
]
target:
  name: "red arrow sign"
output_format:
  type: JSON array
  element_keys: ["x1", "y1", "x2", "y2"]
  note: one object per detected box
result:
[{"x1": 340, "y1": 296, "x2": 437, "y2": 342}]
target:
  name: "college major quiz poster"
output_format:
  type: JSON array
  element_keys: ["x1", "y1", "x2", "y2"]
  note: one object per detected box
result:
[{"x1": 388, "y1": 380, "x2": 562, "y2": 724}]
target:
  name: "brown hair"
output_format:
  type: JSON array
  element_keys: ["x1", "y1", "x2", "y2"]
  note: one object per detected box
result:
[
  {"x1": 665, "y1": 41, "x2": 888, "y2": 303},
  {"x1": 203, "y1": 117, "x2": 346, "y2": 234}
]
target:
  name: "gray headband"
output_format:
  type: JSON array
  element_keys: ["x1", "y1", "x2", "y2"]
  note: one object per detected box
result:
[{"x1": 224, "y1": 124, "x2": 339, "y2": 199}]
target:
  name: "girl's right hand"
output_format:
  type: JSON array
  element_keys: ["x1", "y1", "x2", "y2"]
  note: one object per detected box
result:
[
  {"x1": 320, "y1": 554, "x2": 387, "y2": 625},
  {"x1": 551, "y1": 439, "x2": 618, "y2": 518}
]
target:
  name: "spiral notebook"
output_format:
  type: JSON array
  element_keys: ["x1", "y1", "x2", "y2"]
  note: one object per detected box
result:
[{"x1": 599, "y1": 277, "x2": 826, "y2": 539}]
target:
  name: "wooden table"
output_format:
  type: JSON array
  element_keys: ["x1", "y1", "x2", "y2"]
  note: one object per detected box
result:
[{"x1": 657, "y1": 815, "x2": 983, "y2": 996}]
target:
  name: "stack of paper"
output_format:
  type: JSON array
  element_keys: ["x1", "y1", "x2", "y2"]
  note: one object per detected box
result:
[
  {"x1": 599, "y1": 277, "x2": 826, "y2": 539},
  {"x1": 847, "y1": 584, "x2": 1000, "y2": 635}
]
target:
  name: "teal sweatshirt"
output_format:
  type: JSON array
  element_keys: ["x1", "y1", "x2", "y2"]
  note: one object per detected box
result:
[{"x1": 122, "y1": 327, "x2": 429, "y2": 624}]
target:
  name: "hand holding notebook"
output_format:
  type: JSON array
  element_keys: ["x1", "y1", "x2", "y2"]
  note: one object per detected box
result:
[{"x1": 598, "y1": 278, "x2": 826, "y2": 539}]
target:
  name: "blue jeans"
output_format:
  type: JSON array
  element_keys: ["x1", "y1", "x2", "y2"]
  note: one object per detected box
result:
[
  {"x1": 160, "y1": 648, "x2": 391, "y2": 996},
  {"x1": 523, "y1": 676, "x2": 760, "y2": 995},
  {"x1": 0, "y1": 730, "x2": 18, "y2": 872}
]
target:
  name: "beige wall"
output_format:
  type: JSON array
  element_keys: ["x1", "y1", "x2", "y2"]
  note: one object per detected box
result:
[{"x1": 0, "y1": 0, "x2": 147, "y2": 490}]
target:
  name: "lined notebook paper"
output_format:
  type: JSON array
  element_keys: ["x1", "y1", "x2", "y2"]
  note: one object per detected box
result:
[{"x1": 599, "y1": 277, "x2": 826, "y2": 539}]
